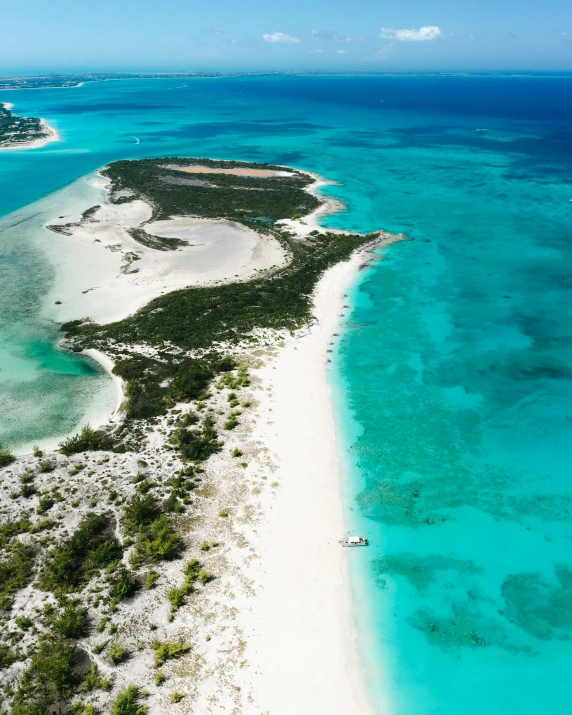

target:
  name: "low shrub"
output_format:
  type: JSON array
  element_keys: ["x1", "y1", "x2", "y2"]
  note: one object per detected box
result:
[
  {"x1": 109, "y1": 567, "x2": 139, "y2": 602},
  {"x1": 0, "y1": 448, "x2": 16, "y2": 468},
  {"x1": 109, "y1": 640, "x2": 128, "y2": 665},
  {"x1": 53, "y1": 601, "x2": 89, "y2": 638},
  {"x1": 59, "y1": 425, "x2": 114, "y2": 456},
  {"x1": 112, "y1": 685, "x2": 148, "y2": 715},
  {"x1": 151, "y1": 640, "x2": 190, "y2": 668},
  {"x1": 40, "y1": 513, "x2": 123, "y2": 593}
]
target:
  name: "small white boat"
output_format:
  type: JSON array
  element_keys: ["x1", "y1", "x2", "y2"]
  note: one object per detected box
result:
[{"x1": 339, "y1": 536, "x2": 368, "y2": 547}]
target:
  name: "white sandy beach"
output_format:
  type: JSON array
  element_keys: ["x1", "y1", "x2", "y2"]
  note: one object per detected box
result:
[{"x1": 237, "y1": 253, "x2": 384, "y2": 714}]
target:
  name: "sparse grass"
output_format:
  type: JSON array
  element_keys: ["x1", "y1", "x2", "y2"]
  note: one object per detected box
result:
[
  {"x1": 167, "y1": 586, "x2": 187, "y2": 611},
  {"x1": 82, "y1": 663, "x2": 110, "y2": 692},
  {"x1": 109, "y1": 640, "x2": 128, "y2": 665},
  {"x1": 170, "y1": 691, "x2": 184, "y2": 703},
  {"x1": 218, "y1": 509, "x2": 229, "y2": 518},
  {"x1": 37, "y1": 494, "x2": 55, "y2": 514},
  {"x1": 146, "y1": 567, "x2": 158, "y2": 589},
  {"x1": 231, "y1": 448, "x2": 243, "y2": 458},
  {"x1": 151, "y1": 640, "x2": 190, "y2": 667},
  {"x1": 112, "y1": 685, "x2": 148, "y2": 715},
  {"x1": 155, "y1": 670, "x2": 165, "y2": 686}
]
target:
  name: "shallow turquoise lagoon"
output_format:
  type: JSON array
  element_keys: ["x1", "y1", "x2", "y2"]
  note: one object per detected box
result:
[{"x1": 1, "y1": 75, "x2": 571, "y2": 712}]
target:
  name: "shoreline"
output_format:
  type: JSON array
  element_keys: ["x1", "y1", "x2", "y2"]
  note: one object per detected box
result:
[
  {"x1": 240, "y1": 247, "x2": 393, "y2": 714},
  {"x1": 0, "y1": 116, "x2": 60, "y2": 151},
  {"x1": 4, "y1": 162, "x2": 402, "y2": 712},
  {"x1": 81, "y1": 347, "x2": 125, "y2": 429}
]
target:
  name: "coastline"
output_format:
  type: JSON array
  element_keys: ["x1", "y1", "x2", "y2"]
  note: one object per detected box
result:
[
  {"x1": 239, "y1": 248, "x2": 392, "y2": 714},
  {"x1": 3, "y1": 162, "x2": 401, "y2": 712},
  {"x1": 81, "y1": 348, "x2": 125, "y2": 429},
  {"x1": 0, "y1": 101, "x2": 60, "y2": 150}
]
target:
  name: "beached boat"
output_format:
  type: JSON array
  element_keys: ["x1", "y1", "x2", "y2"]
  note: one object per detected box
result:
[{"x1": 339, "y1": 536, "x2": 368, "y2": 547}]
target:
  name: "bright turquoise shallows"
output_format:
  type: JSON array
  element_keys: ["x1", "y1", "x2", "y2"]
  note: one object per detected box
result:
[{"x1": 1, "y1": 75, "x2": 571, "y2": 713}]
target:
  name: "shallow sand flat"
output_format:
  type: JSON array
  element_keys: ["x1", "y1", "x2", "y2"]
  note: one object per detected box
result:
[
  {"x1": 41, "y1": 184, "x2": 287, "y2": 325},
  {"x1": 164, "y1": 164, "x2": 294, "y2": 178}
]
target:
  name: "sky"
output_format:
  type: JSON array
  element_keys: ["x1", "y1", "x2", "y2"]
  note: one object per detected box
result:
[{"x1": 1, "y1": 0, "x2": 571, "y2": 73}]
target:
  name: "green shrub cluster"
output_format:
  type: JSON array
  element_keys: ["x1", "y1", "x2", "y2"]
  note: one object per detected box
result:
[
  {"x1": 0, "y1": 542, "x2": 35, "y2": 611},
  {"x1": 52, "y1": 600, "x2": 90, "y2": 638},
  {"x1": 151, "y1": 640, "x2": 190, "y2": 667},
  {"x1": 102, "y1": 157, "x2": 318, "y2": 224},
  {"x1": 59, "y1": 425, "x2": 114, "y2": 456},
  {"x1": 169, "y1": 414, "x2": 220, "y2": 462},
  {"x1": 112, "y1": 685, "x2": 147, "y2": 715},
  {"x1": 10, "y1": 637, "x2": 80, "y2": 715},
  {"x1": 108, "y1": 354, "x2": 233, "y2": 422},
  {"x1": 123, "y1": 495, "x2": 182, "y2": 565},
  {"x1": 0, "y1": 447, "x2": 16, "y2": 468},
  {"x1": 109, "y1": 566, "x2": 140, "y2": 603},
  {"x1": 40, "y1": 513, "x2": 123, "y2": 593}
]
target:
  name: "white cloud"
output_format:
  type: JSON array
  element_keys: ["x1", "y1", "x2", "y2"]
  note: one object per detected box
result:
[
  {"x1": 379, "y1": 26, "x2": 443, "y2": 42},
  {"x1": 310, "y1": 48, "x2": 324, "y2": 53},
  {"x1": 337, "y1": 49, "x2": 348, "y2": 54},
  {"x1": 212, "y1": 27, "x2": 225, "y2": 35},
  {"x1": 262, "y1": 32, "x2": 301, "y2": 44}
]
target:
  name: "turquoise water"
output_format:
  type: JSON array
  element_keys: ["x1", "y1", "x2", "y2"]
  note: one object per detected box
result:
[{"x1": 1, "y1": 76, "x2": 571, "y2": 711}]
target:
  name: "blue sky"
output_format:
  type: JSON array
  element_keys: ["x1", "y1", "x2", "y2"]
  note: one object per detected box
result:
[{"x1": 1, "y1": 0, "x2": 571, "y2": 73}]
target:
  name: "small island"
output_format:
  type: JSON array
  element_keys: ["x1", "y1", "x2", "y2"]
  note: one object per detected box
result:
[
  {"x1": 0, "y1": 103, "x2": 58, "y2": 149},
  {"x1": 0, "y1": 158, "x2": 403, "y2": 715}
]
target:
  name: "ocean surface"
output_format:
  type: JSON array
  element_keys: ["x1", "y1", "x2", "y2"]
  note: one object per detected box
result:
[{"x1": 1, "y1": 75, "x2": 571, "y2": 712}]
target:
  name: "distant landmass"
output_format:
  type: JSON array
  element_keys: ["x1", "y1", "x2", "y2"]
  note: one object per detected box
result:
[{"x1": 1, "y1": 69, "x2": 571, "y2": 91}]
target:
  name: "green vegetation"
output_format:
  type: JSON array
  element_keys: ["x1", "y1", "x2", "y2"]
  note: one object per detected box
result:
[
  {"x1": 0, "y1": 542, "x2": 35, "y2": 611},
  {"x1": 151, "y1": 640, "x2": 190, "y2": 667},
  {"x1": 112, "y1": 685, "x2": 148, "y2": 715},
  {"x1": 123, "y1": 494, "x2": 182, "y2": 565},
  {"x1": 0, "y1": 447, "x2": 16, "y2": 467},
  {"x1": 109, "y1": 566, "x2": 140, "y2": 602},
  {"x1": 169, "y1": 413, "x2": 221, "y2": 462},
  {"x1": 109, "y1": 639, "x2": 128, "y2": 665},
  {"x1": 11, "y1": 637, "x2": 80, "y2": 714},
  {"x1": 52, "y1": 600, "x2": 90, "y2": 638},
  {"x1": 40, "y1": 513, "x2": 123, "y2": 593},
  {"x1": 170, "y1": 691, "x2": 184, "y2": 703},
  {"x1": 37, "y1": 494, "x2": 55, "y2": 514},
  {"x1": 82, "y1": 663, "x2": 110, "y2": 692},
  {"x1": 59, "y1": 425, "x2": 115, "y2": 456},
  {"x1": 102, "y1": 157, "x2": 318, "y2": 224}
]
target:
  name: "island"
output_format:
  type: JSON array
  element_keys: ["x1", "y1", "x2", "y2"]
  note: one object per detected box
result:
[
  {"x1": 0, "y1": 102, "x2": 58, "y2": 149},
  {"x1": 0, "y1": 158, "x2": 404, "y2": 715}
]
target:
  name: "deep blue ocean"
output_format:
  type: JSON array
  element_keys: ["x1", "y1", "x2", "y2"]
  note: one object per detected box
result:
[{"x1": 1, "y1": 75, "x2": 571, "y2": 713}]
